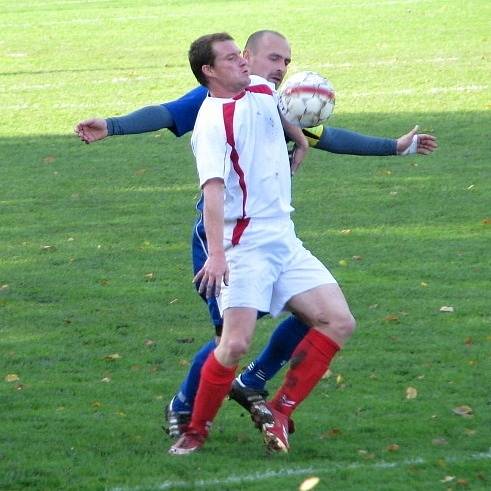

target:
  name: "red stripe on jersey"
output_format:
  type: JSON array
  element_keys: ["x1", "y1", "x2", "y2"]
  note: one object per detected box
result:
[
  {"x1": 223, "y1": 100, "x2": 250, "y2": 245},
  {"x1": 231, "y1": 217, "x2": 251, "y2": 246},
  {"x1": 246, "y1": 84, "x2": 274, "y2": 96}
]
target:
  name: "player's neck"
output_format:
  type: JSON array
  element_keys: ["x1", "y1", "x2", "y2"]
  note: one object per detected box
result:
[{"x1": 208, "y1": 81, "x2": 248, "y2": 99}]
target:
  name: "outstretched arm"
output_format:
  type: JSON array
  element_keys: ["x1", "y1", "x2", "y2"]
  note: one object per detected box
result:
[
  {"x1": 306, "y1": 125, "x2": 437, "y2": 156},
  {"x1": 74, "y1": 85, "x2": 208, "y2": 143},
  {"x1": 74, "y1": 105, "x2": 174, "y2": 144},
  {"x1": 307, "y1": 125, "x2": 396, "y2": 155}
]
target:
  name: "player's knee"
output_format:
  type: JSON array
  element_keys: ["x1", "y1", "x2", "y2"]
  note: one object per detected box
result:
[
  {"x1": 316, "y1": 311, "x2": 356, "y2": 340},
  {"x1": 219, "y1": 338, "x2": 250, "y2": 363}
]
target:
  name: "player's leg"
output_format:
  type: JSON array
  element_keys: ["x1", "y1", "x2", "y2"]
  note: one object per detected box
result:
[
  {"x1": 271, "y1": 283, "x2": 356, "y2": 417},
  {"x1": 169, "y1": 307, "x2": 257, "y2": 455},
  {"x1": 164, "y1": 210, "x2": 222, "y2": 437},
  {"x1": 164, "y1": 336, "x2": 218, "y2": 438},
  {"x1": 237, "y1": 315, "x2": 309, "y2": 390},
  {"x1": 230, "y1": 314, "x2": 310, "y2": 412}
]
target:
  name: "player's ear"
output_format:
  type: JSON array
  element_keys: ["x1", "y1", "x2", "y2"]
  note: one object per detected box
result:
[{"x1": 202, "y1": 64, "x2": 213, "y2": 78}]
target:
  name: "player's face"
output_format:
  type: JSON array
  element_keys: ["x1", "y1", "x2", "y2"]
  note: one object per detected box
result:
[
  {"x1": 244, "y1": 34, "x2": 291, "y2": 88},
  {"x1": 206, "y1": 40, "x2": 250, "y2": 95}
]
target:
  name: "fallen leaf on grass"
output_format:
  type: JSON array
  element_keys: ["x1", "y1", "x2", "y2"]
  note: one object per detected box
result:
[
  {"x1": 357, "y1": 449, "x2": 375, "y2": 460},
  {"x1": 457, "y1": 479, "x2": 469, "y2": 486},
  {"x1": 452, "y1": 405, "x2": 473, "y2": 417},
  {"x1": 101, "y1": 377, "x2": 111, "y2": 383},
  {"x1": 420, "y1": 282, "x2": 428, "y2": 287},
  {"x1": 43, "y1": 155, "x2": 56, "y2": 164},
  {"x1": 463, "y1": 428, "x2": 476, "y2": 436},
  {"x1": 5, "y1": 374, "x2": 19, "y2": 382},
  {"x1": 144, "y1": 272, "x2": 156, "y2": 282},
  {"x1": 387, "y1": 443, "x2": 400, "y2": 452},
  {"x1": 406, "y1": 387, "x2": 418, "y2": 399},
  {"x1": 440, "y1": 476, "x2": 455, "y2": 483},
  {"x1": 439, "y1": 306, "x2": 454, "y2": 313},
  {"x1": 41, "y1": 245, "x2": 57, "y2": 252},
  {"x1": 299, "y1": 477, "x2": 320, "y2": 491},
  {"x1": 432, "y1": 437, "x2": 448, "y2": 446},
  {"x1": 464, "y1": 337, "x2": 473, "y2": 347},
  {"x1": 321, "y1": 428, "x2": 342, "y2": 439},
  {"x1": 385, "y1": 314, "x2": 400, "y2": 323},
  {"x1": 482, "y1": 217, "x2": 491, "y2": 225},
  {"x1": 104, "y1": 353, "x2": 121, "y2": 361},
  {"x1": 340, "y1": 229, "x2": 352, "y2": 235},
  {"x1": 352, "y1": 255, "x2": 363, "y2": 261},
  {"x1": 176, "y1": 338, "x2": 194, "y2": 344}
]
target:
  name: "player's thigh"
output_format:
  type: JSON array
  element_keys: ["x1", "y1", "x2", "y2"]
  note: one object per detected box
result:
[
  {"x1": 216, "y1": 307, "x2": 258, "y2": 363},
  {"x1": 286, "y1": 283, "x2": 353, "y2": 328}
]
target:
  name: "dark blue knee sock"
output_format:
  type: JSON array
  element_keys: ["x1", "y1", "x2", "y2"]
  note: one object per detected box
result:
[
  {"x1": 171, "y1": 338, "x2": 217, "y2": 413},
  {"x1": 239, "y1": 316, "x2": 309, "y2": 390}
]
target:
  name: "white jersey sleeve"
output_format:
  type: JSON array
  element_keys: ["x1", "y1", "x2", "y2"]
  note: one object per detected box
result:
[{"x1": 191, "y1": 99, "x2": 230, "y2": 188}]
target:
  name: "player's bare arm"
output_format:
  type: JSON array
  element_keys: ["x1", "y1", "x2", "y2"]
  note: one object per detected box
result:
[
  {"x1": 279, "y1": 114, "x2": 309, "y2": 174},
  {"x1": 193, "y1": 178, "x2": 229, "y2": 299}
]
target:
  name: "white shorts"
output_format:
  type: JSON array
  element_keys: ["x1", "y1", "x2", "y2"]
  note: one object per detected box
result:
[{"x1": 218, "y1": 217, "x2": 336, "y2": 317}]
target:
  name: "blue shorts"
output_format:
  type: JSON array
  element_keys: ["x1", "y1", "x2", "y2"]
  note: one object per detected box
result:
[{"x1": 191, "y1": 200, "x2": 223, "y2": 334}]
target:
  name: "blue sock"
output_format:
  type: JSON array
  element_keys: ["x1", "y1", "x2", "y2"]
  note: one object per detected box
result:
[
  {"x1": 239, "y1": 316, "x2": 309, "y2": 390},
  {"x1": 171, "y1": 339, "x2": 217, "y2": 413}
]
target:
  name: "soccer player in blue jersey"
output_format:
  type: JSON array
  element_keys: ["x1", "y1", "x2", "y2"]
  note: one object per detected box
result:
[{"x1": 75, "y1": 30, "x2": 437, "y2": 439}]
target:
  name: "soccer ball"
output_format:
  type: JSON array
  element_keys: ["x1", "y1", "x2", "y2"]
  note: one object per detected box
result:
[{"x1": 278, "y1": 71, "x2": 335, "y2": 128}]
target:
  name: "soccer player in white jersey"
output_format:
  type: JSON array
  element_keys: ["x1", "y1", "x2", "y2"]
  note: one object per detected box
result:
[
  {"x1": 74, "y1": 30, "x2": 438, "y2": 441},
  {"x1": 169, "y1": 32, "x2": 356, "y2": 455}
]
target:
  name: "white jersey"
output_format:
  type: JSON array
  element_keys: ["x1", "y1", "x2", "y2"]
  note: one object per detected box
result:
[{"x1": 191, "y1": 75, "x2": 293, "y2": 244}]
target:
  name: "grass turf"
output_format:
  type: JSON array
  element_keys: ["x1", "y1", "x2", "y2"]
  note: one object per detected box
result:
[{"x1": 1, "y1": 0, "x2": 490, "y2": 489}]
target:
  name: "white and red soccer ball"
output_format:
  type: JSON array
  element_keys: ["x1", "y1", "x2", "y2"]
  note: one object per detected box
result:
[{"x1": 278, "y1": 71, "x2": 335, "y2": 128}]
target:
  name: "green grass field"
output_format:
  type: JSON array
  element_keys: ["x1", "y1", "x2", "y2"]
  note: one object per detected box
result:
[{"x1": 1, "y1": 0, "x2": 490, "y2": 490}]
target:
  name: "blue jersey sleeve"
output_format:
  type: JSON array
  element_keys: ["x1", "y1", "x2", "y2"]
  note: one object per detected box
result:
[{"x1": 163, "y1": 85, "x2": 208, "y2": 137}]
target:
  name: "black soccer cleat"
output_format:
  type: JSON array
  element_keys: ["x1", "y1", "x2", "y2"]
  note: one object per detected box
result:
[
  {"x1": 228, "y1": 378, "x2": 269, "y2": 412},
  {"x1": 163, "y1": 402, "x2": 191, "y2": 439}
]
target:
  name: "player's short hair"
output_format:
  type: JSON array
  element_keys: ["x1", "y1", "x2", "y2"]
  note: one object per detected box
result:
[
  {"x1": 189, "y1": 32, "x2": 234, "y2": 86},
  {"x1": 244, "y1": 30, "x2": 287, "y2": 53}
]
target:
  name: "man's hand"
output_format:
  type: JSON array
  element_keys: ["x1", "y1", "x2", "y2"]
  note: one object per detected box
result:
[
  {"x1": 397, "y1": 125, "x2": 438, "y2": 155},
  {"x1": 289, "y1": 139, "x2": 309, "y2": 175},
  {"x1": 193, "y1": 252, "x2": 229, "y2": 299},
  {"x1": 74, "y1": 118, "x2": 108, "y2": 144}
]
